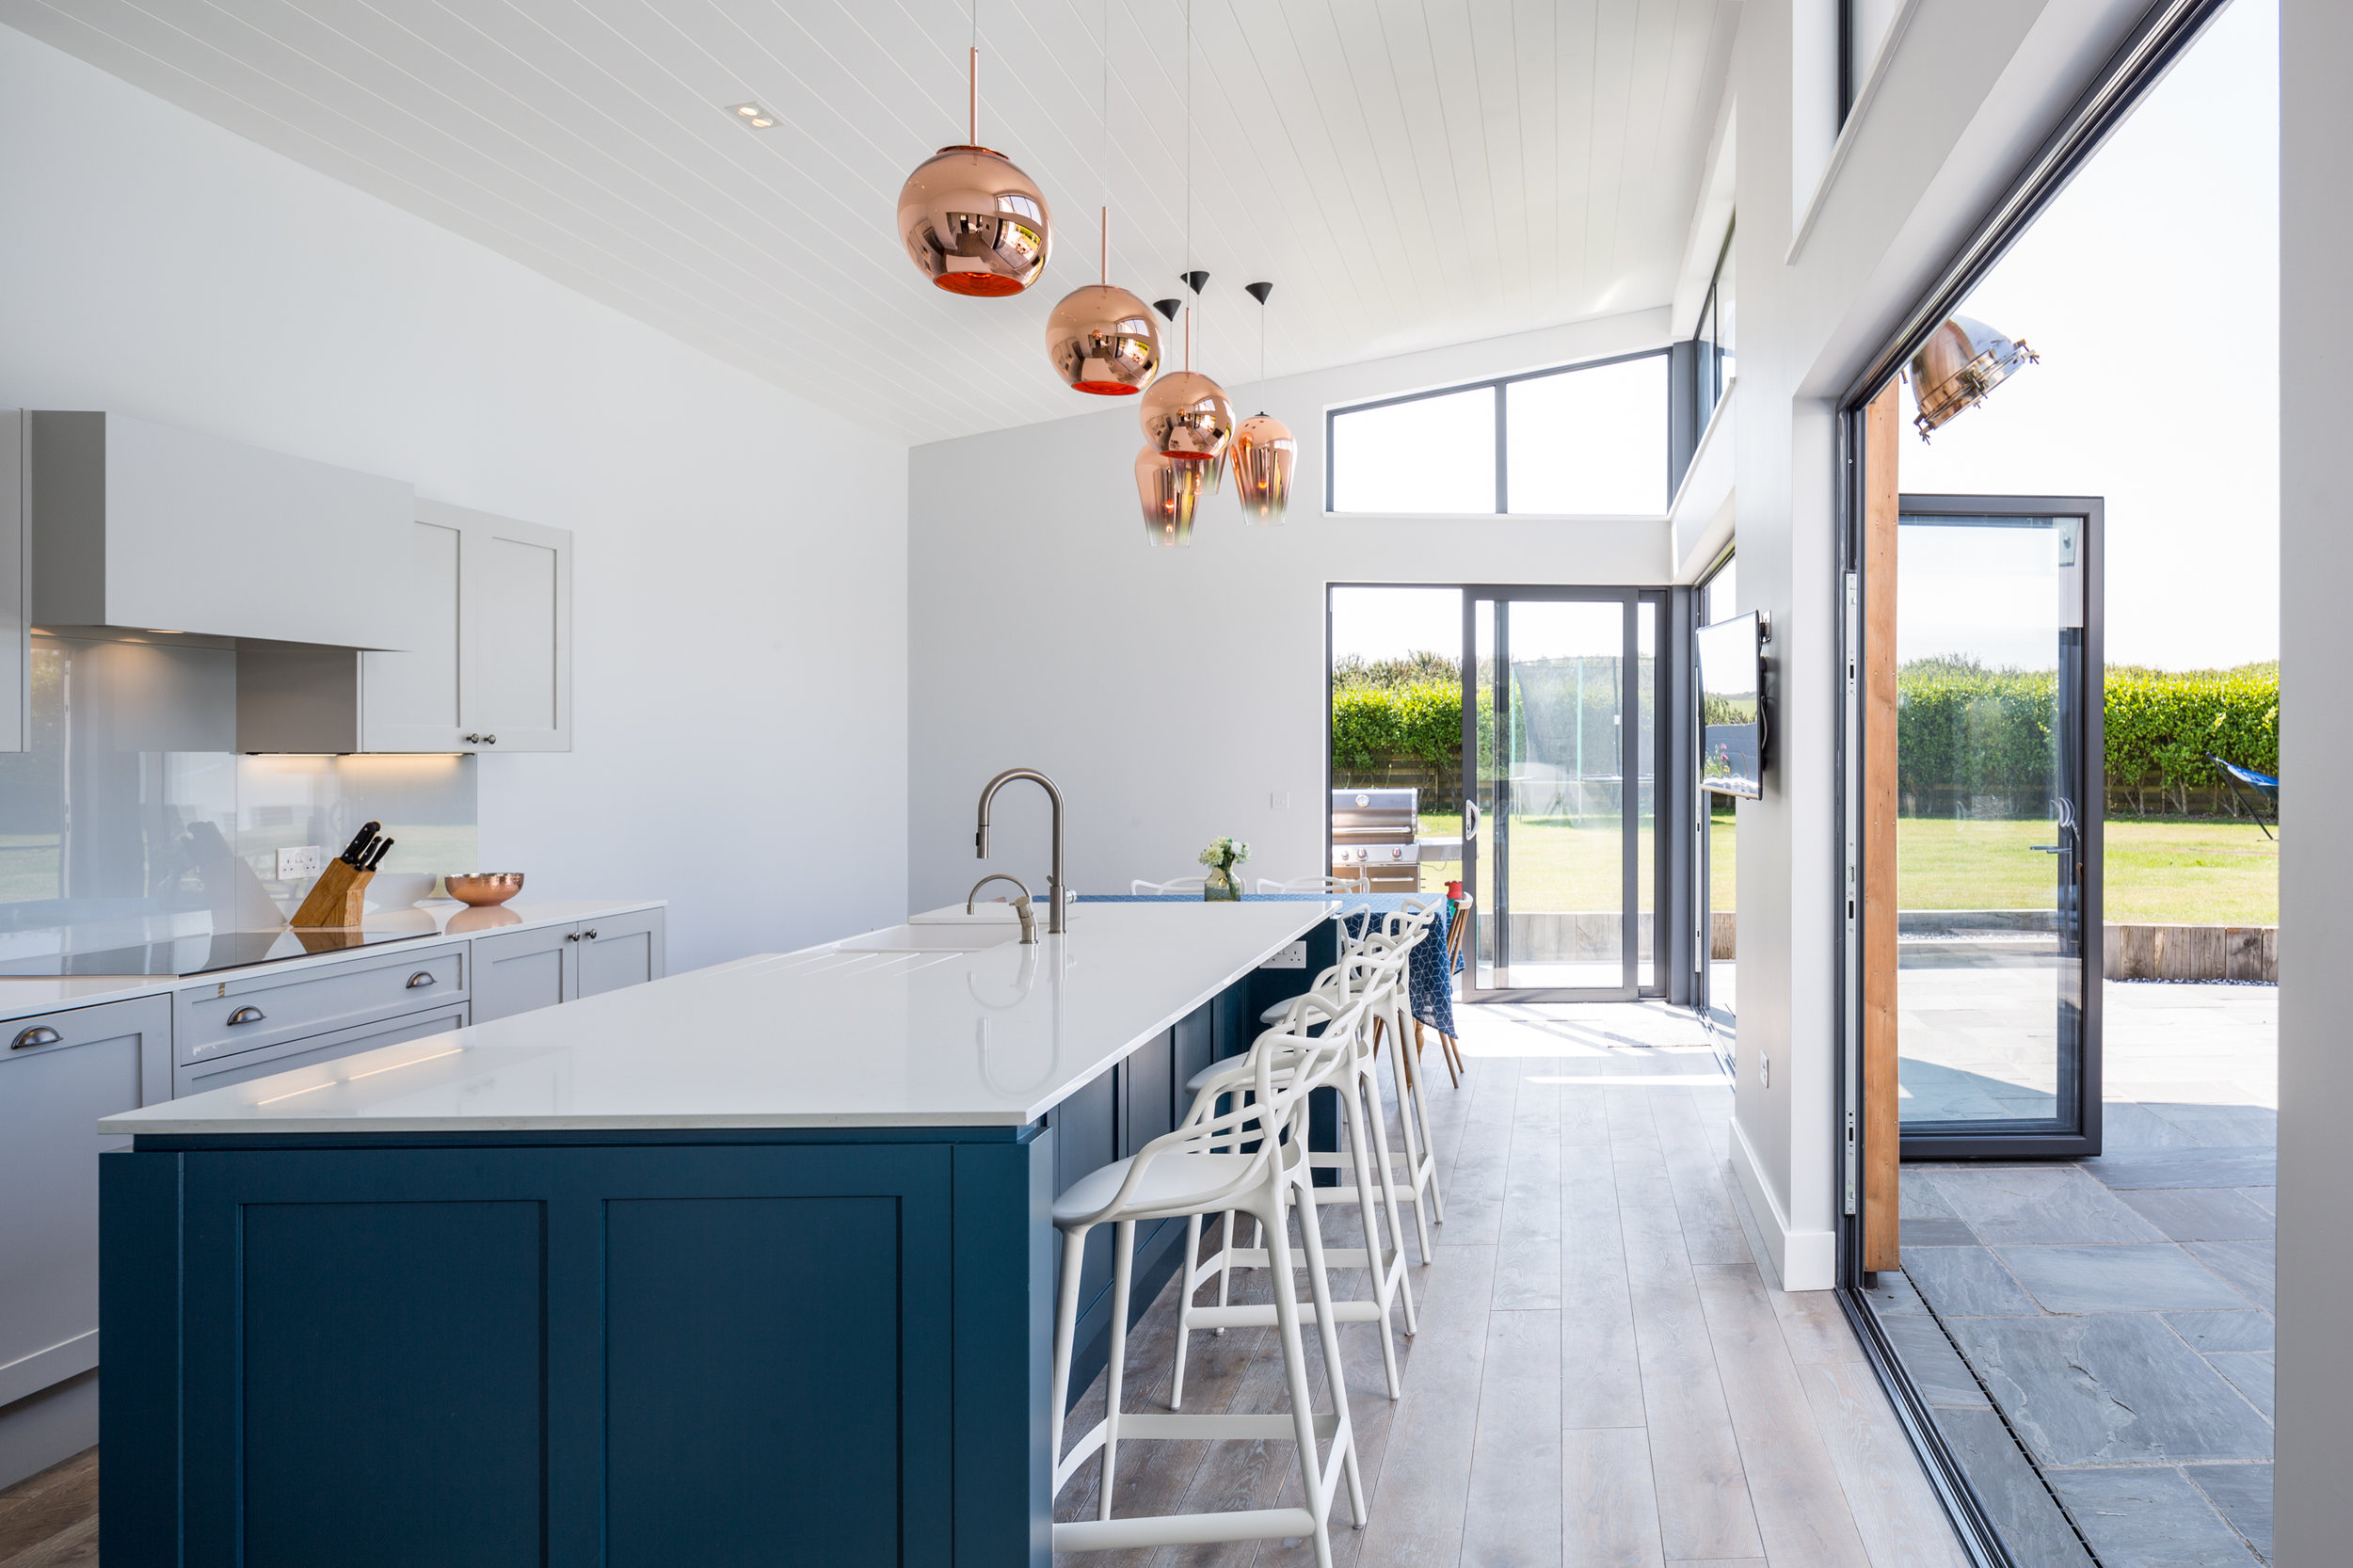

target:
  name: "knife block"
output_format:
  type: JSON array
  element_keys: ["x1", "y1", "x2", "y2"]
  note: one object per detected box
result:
[{"x1": 290, "y1": 860, "x2": 375, "y2": 929}]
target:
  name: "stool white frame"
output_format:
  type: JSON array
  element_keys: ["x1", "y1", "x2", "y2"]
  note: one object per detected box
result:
[
  {"x1": 1172, "y1": 976, "x2": 1418, "y2": 1409},
  {"x1": 1357, "y1": 918, "x2": 1449, "y2": 1251},
  {"x1": 1130, "y1": 876, "x2": 1209, "y2": 895},
  {"x1": 1257, "y1": 873, "x2": 1369, "y2": 894},
  {"x1": 1049, "y1": 1013, "x2": 1368, "y2": 1565}
]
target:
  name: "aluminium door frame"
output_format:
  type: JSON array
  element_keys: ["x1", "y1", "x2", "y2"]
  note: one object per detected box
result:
[
  {"x1": 1824, "y1": 8, "x2": 2233, "y2": 1564},
  {"x1": 1457, "y1": 584, "x2": 1667, "y2": 1004},
  {"x1": 1888, "y1": 493, "x2": 2105, "y2": 1162}
]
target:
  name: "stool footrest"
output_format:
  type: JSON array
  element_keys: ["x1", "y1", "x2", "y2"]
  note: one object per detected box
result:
[
  {"x1": 1184, "y1": 1301, "x2": 1385, "y2": 1329},
  {"x1": 1198, "y1": 1245, "x2": 1401, "y2": 1275},
  {"x1": 1115, "y1": 1410, "x2": 1342, "y2": 1442},
  {"x1": 1054, "y1": 1506, "x2": 1318, "y2": 1552}
]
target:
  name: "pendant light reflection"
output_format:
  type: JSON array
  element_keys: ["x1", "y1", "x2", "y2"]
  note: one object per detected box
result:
[
  {"x1": 896, "y1": 49, "x2": 1052, "y2": 296},
  {"x1": 1135, "y1": 445, "x2": 1201, "y2": 547},
  {"x1": 1140, "y1": 371, "x2": 1233, "y2": 467}
]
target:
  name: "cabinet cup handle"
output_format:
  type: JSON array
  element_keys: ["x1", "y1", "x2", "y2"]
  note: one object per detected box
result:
[
  {"x1": 227, "y1": 1006, "x2": 266, "y2": 1026},
  {"x1": 406, "y1": 971, "x2": 437, "y2": 988},
  {"x1": 10, "y1": 1025, "x2": 61, "y2": 1050}
]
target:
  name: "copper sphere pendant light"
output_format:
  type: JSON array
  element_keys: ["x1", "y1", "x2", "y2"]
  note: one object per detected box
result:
[
  {"x1": 896, "y1": 18, "x2": 1051, "y2": 298},
  {"x1": 1139, "y1": 310, "x2": 1234, "y2": 469},
  {"x1": 1231, "y1": 281, "x2": 1296, "y2": 523},
  {"x1": 1133, "y1": 0, "x2": 1230, "y2": 529},
  {"x1": 1045, "y1": 2, "x2": 1160, "y2": 393},
  {"x1": 1047, "y1": 224, "x2": 1160, "y2": 394}
]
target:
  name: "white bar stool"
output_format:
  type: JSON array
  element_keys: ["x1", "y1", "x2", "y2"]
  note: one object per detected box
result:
[
  {"x1": 1049, "y1": 1013, "x2": 1368, "y2": 1565},
  {"x1": 1359, "y1": 919, "x2": 1449, "y2": 1247},
  {"x1": 1171, "y1": 960, "x2": 1419, "y2": 1409}
]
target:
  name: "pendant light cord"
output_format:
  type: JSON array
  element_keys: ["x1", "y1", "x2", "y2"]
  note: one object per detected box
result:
[
  {"x1": 1100, "y1": 0, "x2": 1110, "y2": 285},
  {"x1": 968, "y1": 0, "x2": 978, "y2": 144}
]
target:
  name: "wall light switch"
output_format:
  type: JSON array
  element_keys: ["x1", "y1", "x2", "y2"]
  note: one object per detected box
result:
[
  {"x1": 1270, "y1": 792, "x2": 1289, "y2": 809},
  {"x1": 1257, "y1": 940, "x2": 1307, "y2": 970},
  {"x1": 276, "y1": 845, "x2": 323, "y2": 880}
]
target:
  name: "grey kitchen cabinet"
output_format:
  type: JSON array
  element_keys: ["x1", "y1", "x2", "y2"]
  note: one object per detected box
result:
[
  {"x1": 0, "y1": 994, "x2": 170, "y2": 1409},
  {"x1": 574, "y1": 907, "x2": 666, "y2": 1000},
  {"x1": 235, "y1": 499, "x2": 572, "y2": 754},
  {"x1": 27, "y1": 411, "x2": 416, "y2": 648},
  {"x1": 472, "y1": 908, "x2": 664, "y2": 1023},
  {"x1": 172, "y1": 941, "x2": 467, "y2": 1089},
  {"x1": 176, "y1": 1002, "x2": 471, "y2": 1096}
]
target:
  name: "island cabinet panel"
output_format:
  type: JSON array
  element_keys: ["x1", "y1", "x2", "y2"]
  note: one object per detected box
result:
[{"x1": 108, "y1": 1140, "x2": 979, "y2": 1568}]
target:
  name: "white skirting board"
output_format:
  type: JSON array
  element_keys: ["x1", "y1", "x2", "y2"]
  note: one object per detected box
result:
[{"x1": 1729, "y1": 1115, "x2": 1838, "y2": 1291}]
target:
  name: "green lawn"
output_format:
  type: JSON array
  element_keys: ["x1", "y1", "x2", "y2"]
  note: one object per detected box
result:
[
  {"x1": 1406, "y1": 809, "x2": 2275, "y2": 925},
  {"x1": 1898, "y1": 816, "x2": 2276, "y2": 925}
]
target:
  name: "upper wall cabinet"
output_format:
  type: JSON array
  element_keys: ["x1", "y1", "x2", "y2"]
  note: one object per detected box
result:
[
  {"x1": 28, "y1": 412, "x2": 419, "y2": 648},
  {"x1": 238, "y1": 500, "x2": 571, "y2": 753}
]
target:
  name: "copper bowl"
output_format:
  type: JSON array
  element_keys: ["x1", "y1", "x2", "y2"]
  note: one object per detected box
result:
[{"x1": 444, "y1": 872, "x2": 524, "y2": 907}]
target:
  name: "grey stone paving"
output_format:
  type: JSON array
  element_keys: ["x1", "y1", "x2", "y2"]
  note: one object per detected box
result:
[{"x1": 1875, "y1": 978, "x2": 2277, "y2": 1564}]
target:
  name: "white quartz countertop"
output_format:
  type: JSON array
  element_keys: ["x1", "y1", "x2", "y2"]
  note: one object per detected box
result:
[
  {"x1": 0, "y1": 899, "x2": 664, "y2": 1024},
  {"x1": 99, "y1": 901, "x2": 1333, "y2": 1136}
]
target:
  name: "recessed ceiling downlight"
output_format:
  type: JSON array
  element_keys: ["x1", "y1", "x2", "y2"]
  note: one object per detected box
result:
[{"x1": 725, "y1": 103, "x2": 777, "y2": 129}]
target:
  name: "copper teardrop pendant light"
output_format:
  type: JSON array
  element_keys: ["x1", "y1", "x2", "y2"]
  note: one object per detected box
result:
[
  {"x1": 896, "y1": 27, "x2": 1051, "y2": 297},
  {"x1": 1135, "y1": 444, "x2": 1201, "y2": 547},
  {"x1": 1230, "y1": 281, "x2": 1295, "y2": 524}
]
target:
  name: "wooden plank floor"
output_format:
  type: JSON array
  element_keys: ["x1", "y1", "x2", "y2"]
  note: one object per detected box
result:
[
  {"x1": 0, "y1": 1448, "x2": 96, "y2": 1568},
  {"x1": 1056, "y1": 1003, "x2": 1974, "y2": 1568}
]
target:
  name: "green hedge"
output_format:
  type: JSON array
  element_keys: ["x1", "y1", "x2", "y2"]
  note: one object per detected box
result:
[
  {"x1": 1331, "y1": 681, "x2": 1470, "y2": 770},
  {"x1": 1329, "y1": 663, "x2": 2281, "y2": 811}
]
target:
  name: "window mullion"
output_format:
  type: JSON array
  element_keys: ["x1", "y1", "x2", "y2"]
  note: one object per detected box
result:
[{"x1": 1495, "y1": 381, "x2": 1508, "y2": 514}]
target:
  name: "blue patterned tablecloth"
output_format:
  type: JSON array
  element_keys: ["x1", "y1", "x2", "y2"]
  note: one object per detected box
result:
[{"x1": 1076, "y1": 893, "x2": 1457, "y2": 1039}]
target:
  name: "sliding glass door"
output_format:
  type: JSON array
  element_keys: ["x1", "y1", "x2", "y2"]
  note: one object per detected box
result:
[
  {"x1": 1892, "y1": 495, "x2": 2104, "y2": 1156},
  {"x1": 1461, "y1": 589, "x2": 1657, "y2": 1001}
]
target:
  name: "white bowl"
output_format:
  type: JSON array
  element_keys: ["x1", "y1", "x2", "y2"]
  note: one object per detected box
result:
[{"x1": 365, "y1": 872, "x2": 440, "y2": 912}]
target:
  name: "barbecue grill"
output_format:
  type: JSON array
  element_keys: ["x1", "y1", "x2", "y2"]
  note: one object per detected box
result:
[{"x1": 1330, "y1": 787, "x2": 1421, "y2": 892}]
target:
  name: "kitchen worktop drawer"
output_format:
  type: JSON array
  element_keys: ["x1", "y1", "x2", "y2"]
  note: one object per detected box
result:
[
  {"x1": 174, "y1": 1002, "x2": 470, "y2": 1098},
  {"x1": 175, "y1": 943, "x2": 466, "y2": 1066}
]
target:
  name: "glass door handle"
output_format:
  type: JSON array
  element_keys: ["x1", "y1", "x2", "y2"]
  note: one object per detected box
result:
[{"x1": 1464, "y1": 800, "x2": 1481, "y2": 839}]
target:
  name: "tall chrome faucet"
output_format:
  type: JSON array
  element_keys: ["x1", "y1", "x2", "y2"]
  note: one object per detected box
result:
[{"x1": 975, "y1": 767, "x2": 1065, "y2": 935}]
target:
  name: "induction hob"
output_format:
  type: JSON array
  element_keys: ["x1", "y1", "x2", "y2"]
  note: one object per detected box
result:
[{"x1": 0, "y1": 926, "x2": 437, "y2": 980}]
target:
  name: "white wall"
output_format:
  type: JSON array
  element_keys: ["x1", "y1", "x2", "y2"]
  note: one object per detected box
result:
[
  {"x1": 1720, "y1": 0, "x2": 2153, "y2": 1286},
  {"x1": 2274, "y1": 1, "x2": 2345, "y2": 1557},
  {"x1": 0, "y1": 24, "x2": 909, "y2": 972},
  {"x1": 905, "y1": 312, "x2": 1672, "y2": 917}
]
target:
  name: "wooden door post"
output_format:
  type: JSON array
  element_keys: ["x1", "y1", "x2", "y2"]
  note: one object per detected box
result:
[{"x1": 1864, "y1": 381, "x2": 1903, "y2": 1272}]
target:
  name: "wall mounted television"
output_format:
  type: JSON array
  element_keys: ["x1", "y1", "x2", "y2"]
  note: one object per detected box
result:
[{"x1": 1697, "y1": 612, "x2": 1765, "y2": 798}]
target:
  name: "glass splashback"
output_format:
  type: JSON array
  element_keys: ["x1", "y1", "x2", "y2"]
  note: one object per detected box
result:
[{"x1": 0, "y1": 632, "x2": 476, "y2": 951}]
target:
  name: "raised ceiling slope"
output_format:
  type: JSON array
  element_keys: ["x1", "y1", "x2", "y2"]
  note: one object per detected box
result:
[{"x1": 1, "y1": 0, "x2": 1737, "y2": 444}]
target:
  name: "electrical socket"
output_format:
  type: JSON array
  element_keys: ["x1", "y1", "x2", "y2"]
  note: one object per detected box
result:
[
  {"x1": 275, "y1": 845, "x2": 323, "y2": 880},
  {"x1": 1257, "y1": 940, "x2": 1307, "y2": 970}
]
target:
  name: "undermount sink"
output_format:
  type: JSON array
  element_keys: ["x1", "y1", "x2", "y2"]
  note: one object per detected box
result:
[{"x1": 834, "y1": 923, "x2": 1022, "y2": 953}]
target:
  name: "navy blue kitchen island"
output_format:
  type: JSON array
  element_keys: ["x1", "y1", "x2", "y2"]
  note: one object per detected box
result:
[{"x1": 97, "y1": 902, "x2": 1337, "y2": 1568}]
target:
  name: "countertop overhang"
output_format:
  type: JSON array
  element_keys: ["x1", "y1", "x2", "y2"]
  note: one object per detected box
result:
[{"x1": 99, "y1": 901, "x2": 1333, "y2": 1136}]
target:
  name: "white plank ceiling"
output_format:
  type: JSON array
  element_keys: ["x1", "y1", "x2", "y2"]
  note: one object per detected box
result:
[{"x1": 2, "y1": 0, "x2": 1740, "y2": 444}]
